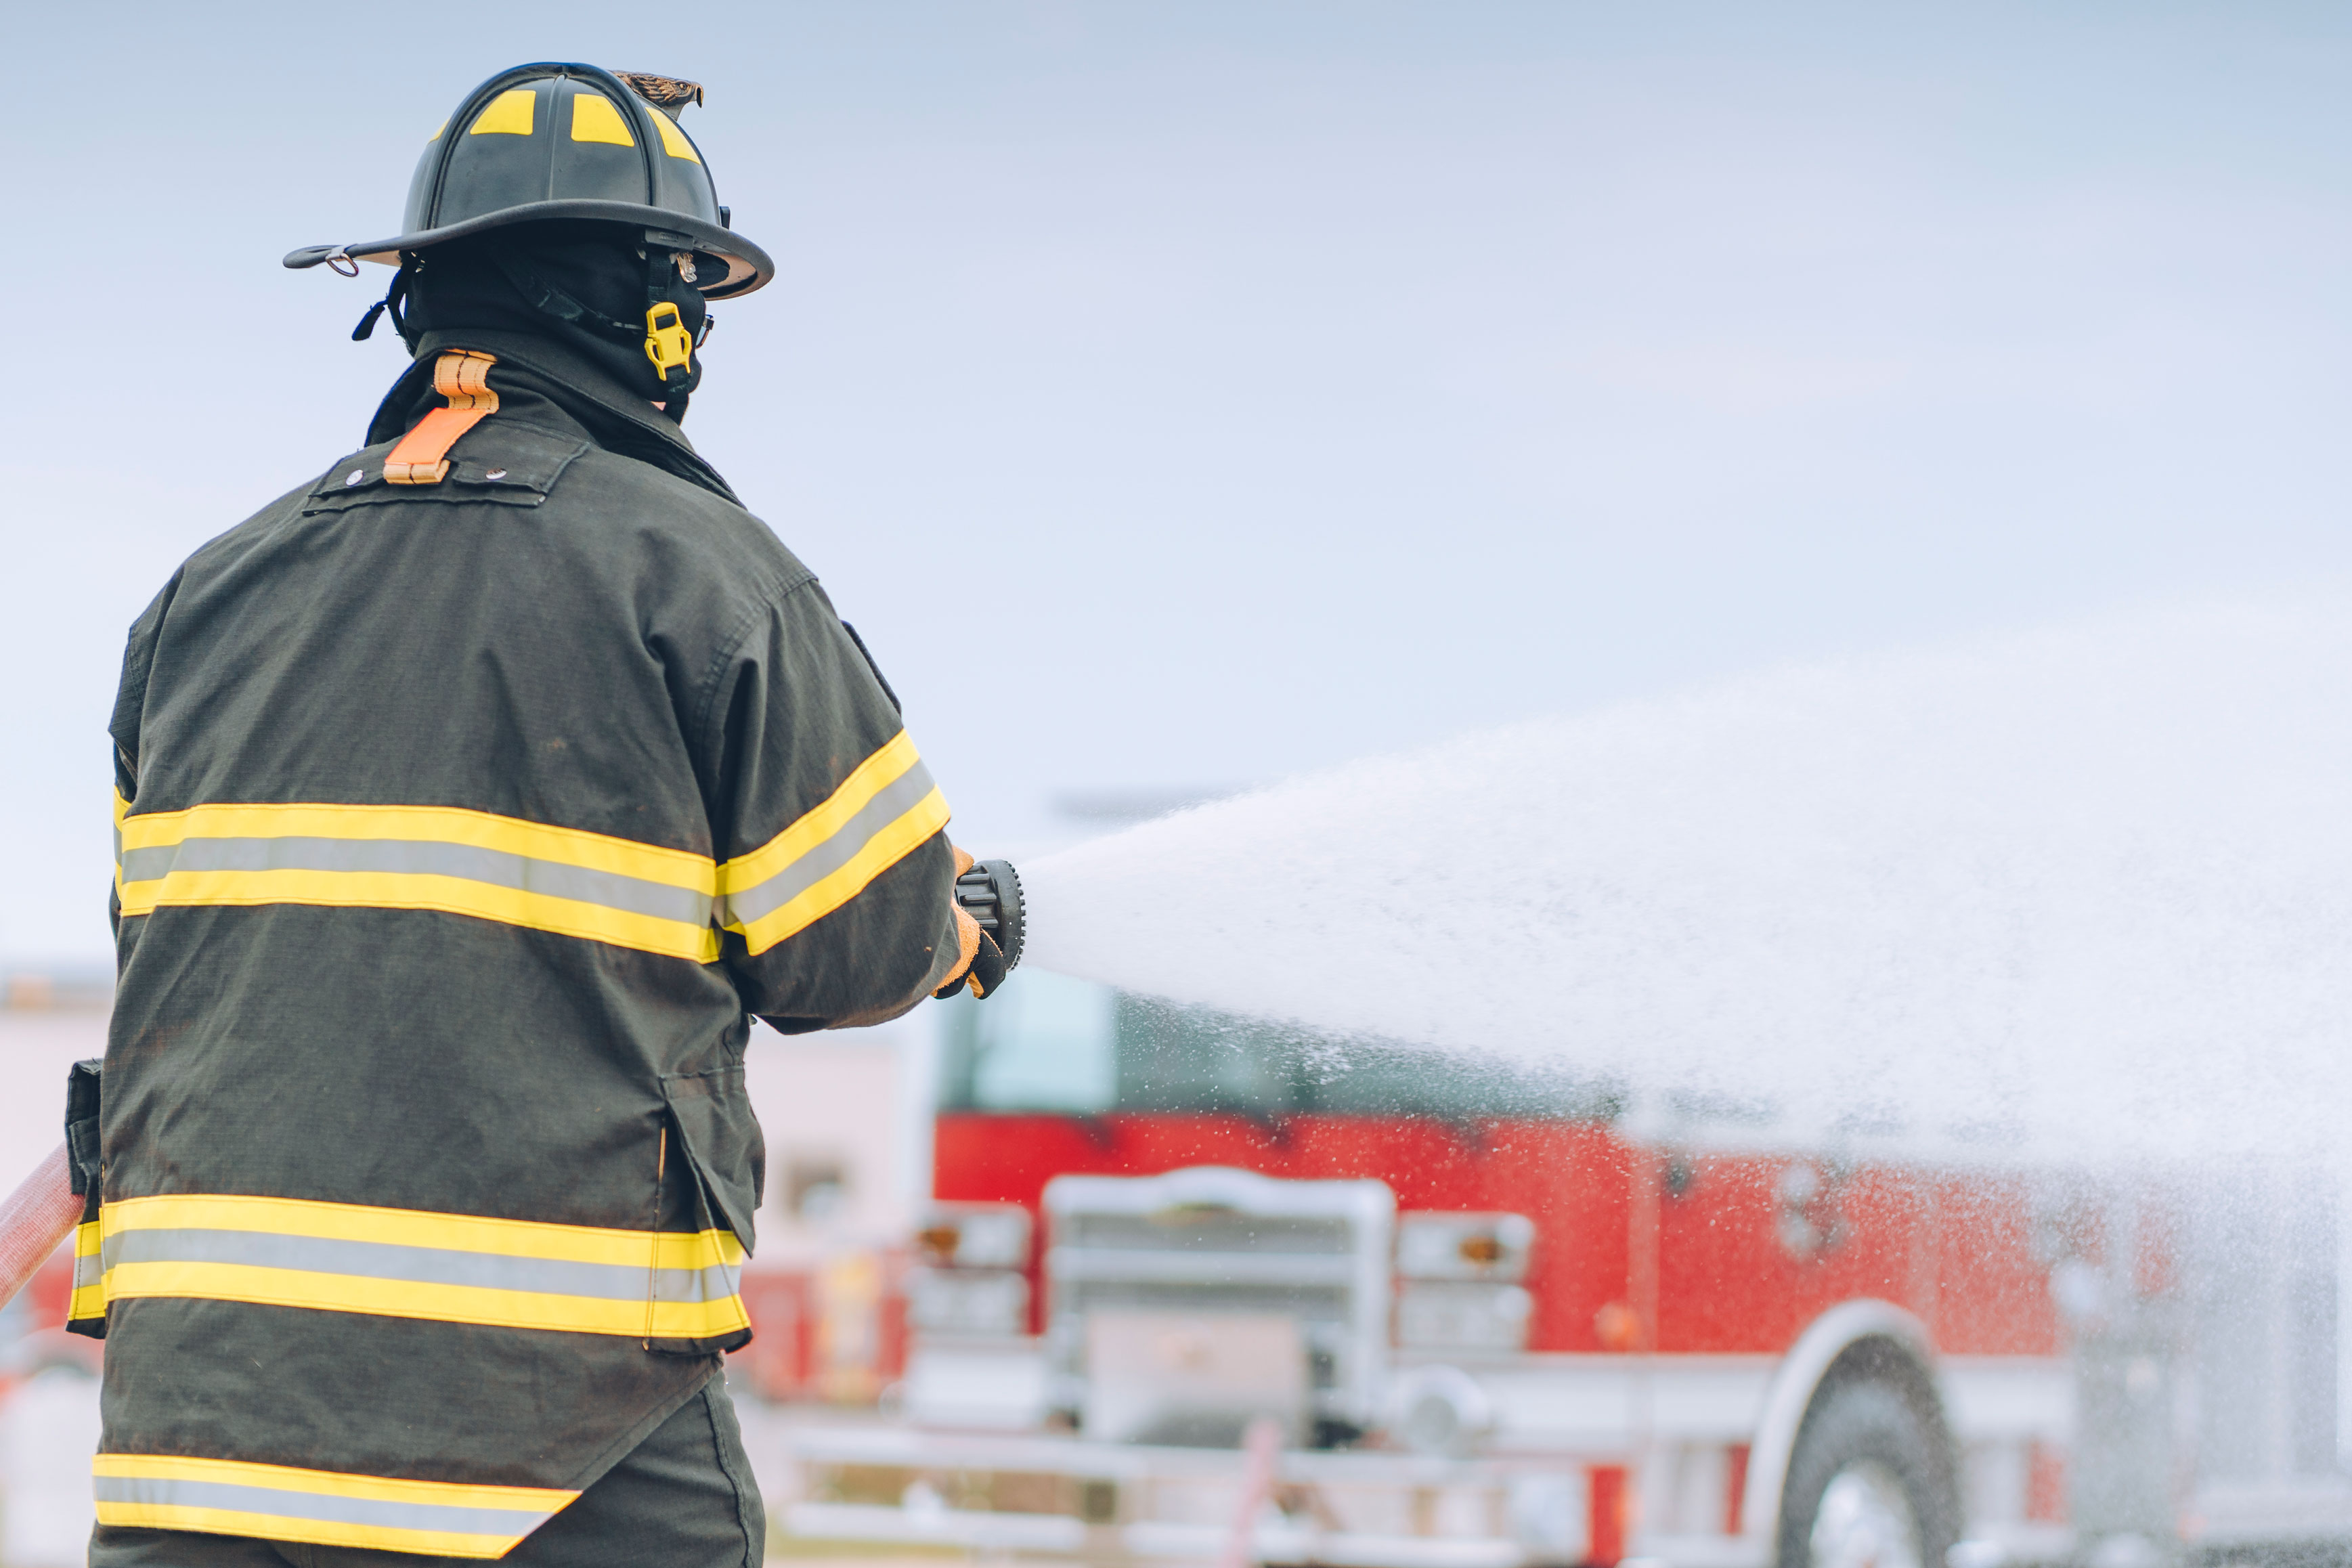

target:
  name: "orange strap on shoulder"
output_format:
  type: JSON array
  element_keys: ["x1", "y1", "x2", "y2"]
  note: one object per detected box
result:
[{"x1": 383, "y1": 351, "x2": 500, "y2": 485}]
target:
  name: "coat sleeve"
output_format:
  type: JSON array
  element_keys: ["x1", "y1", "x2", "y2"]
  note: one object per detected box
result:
[{"x1": 701, "y1": 578, "x2": 963, "y2": 1032}]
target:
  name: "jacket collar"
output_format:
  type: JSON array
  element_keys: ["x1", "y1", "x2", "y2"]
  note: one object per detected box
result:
[{"x1": 365, "y1": 328, "x2": 740, "y2": 504}]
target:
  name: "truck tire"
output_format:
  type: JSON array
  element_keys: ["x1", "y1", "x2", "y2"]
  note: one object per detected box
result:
[{"x1": 1777, "y1": 1376, "x2": 1959, "y2": 1568}]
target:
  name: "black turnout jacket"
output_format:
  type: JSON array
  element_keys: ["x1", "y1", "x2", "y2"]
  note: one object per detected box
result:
[{"x1": 80, "y1": 326, "x2": 961, "y2": 1557}]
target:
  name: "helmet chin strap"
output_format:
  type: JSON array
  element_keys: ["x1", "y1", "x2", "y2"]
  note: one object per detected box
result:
[
  {"x1": 350, "y1": 256, "x2": 418, "y2": 343},
  {"x1": 641, "y1": 229, "x2": 697, "y2": 399},
  {"x1": 487, "y1": 246, "x2": 643, "y2": 341},
  {"x1": 477, "y1": 232, "x2": 706, "y2": 401}
]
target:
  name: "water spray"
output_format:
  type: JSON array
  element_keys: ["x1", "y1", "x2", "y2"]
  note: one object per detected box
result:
[{"x1": 1017, "y1": 598, "x2": 2352, "y2": 1164}]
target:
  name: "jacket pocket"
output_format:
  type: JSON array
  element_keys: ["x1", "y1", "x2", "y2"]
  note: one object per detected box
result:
[
  {"x1": 659, "y1": 1065, "x2": 764, "y2": 1257},
  {"x1": 641, "y1": 1068, "x2": 761, "y2": 1356}
]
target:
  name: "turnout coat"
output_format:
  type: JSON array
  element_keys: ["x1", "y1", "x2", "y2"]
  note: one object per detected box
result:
[{"x1": 79, "y1": 327, "x2": 962, "y2": 1557}]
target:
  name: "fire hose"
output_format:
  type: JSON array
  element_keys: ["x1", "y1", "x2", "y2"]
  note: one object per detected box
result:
[{"x1": 0, "y1": 1143, "x2": 82, "y2": 1311}]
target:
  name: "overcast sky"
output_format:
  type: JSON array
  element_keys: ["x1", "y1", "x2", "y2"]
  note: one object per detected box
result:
[{"x1": 4, "y1": 2, "x2": 2349, "y2": 965}]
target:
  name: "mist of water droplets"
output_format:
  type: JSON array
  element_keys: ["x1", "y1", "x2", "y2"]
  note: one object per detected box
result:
[{"x1": 1021, "y1": 600, "x2": 2352, "y2": 1160}]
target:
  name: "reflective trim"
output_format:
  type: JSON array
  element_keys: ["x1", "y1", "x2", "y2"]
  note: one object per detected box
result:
[
  {"x1": 469, "y1": 87, "x2": 538, "y2": 138},
  {"x1": 118, "y1": 802, "x2": 713, "y2": 890},
  {"x1": 103, "y1": 1229, "x2": 739, "y2": 1304},
  {"x1": 97, "y1": 1194, "x2": 747, "y2": 1341},
  {"x1": 721, "y1": 762, "x2": 940, "y2": 928},
  {"x1": 719, "y1": 731, "x2": 951, "y2": 955},
  {"x1": 68, "y1": 1221, "x2": 104, "y2": 1320},
  {"x1": 92, "y1": 1454, "x2": 575, "y2": 1559},
  {"x1": 651, "y1": 111, "x2": 701, "y2": 164},
  {"x1": 569, "y1": 91, "x2": 635, "y2": 147},
  {"x1": 112, "y1": 731, "x2": 949, "y2": 961},
  {"x1": 117, "y1": 838, "x2": 710, "y2": 925},
  {"x1": 114, "y1": 801, "x2": 720, "y2": 961}
]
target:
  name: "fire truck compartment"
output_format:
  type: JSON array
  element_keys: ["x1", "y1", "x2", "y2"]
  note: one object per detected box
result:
[{"x1": 766, "y1": 977, "x2": 2352, "y2": 1564}]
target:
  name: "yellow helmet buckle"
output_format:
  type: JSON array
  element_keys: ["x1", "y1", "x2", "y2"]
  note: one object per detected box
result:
[{"x1": 644, "y1": 301, "x2": 693, "y2": 378}]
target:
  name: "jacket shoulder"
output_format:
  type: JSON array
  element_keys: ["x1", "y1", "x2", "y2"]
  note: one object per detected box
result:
[
  {"x1": 175, "y1": 421, "x2": 812, "y2": 623},
  {"x1": 173, "y1": 470, "x2": 347, "y2": 582},
  {"x1": 554, "y1": 443, "x2": 814, "y2": 598}
]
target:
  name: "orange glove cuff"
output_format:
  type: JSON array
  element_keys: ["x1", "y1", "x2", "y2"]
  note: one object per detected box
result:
[{"x1": 944, "y1": 905, "x2": 983, "y2": 996}]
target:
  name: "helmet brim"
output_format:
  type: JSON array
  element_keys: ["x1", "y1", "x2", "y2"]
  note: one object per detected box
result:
[{"x1": 286, "y1": 199, "x2": 773, "y2": 299}]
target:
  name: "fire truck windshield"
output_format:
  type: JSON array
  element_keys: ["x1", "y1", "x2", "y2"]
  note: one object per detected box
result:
[{"x1": 937, "y1": 972, "x2": 1619, "y2": 1120}]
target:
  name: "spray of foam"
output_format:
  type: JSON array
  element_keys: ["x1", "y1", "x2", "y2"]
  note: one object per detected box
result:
[{"x1": 1020, "y1": 600, "x2": 2352, "y2": 1160}]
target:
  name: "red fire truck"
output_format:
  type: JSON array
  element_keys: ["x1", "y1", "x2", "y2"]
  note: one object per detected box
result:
[{"x1": 783, "y1": 974, "x2": 2352, "y2": 1568}]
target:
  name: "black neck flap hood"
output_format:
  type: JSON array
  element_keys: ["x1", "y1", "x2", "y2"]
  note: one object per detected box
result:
[{"x1": 386, "y1": 223, "x2": 710, "y2": 414}]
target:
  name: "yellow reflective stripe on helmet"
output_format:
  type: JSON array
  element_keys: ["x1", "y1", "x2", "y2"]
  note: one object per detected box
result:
[
  {"x1": 114, "y1": 800, "x2": 720, "y2": 962},
  {"x1": 92, "y1": 1454, "x2": 576, "y2": 1559},
  {"x1": 96, "y1": 1194, "x2": 747, "y2": 1341},
  {"x1": 570, "y1": 91, "x2": 635, "y2": 147},
  {"x1": 718, "y1": 731, "x2": 951, "y2": 955},
  {"x1": 469, "y1": 87, "x2": 537, "y2": 137},
  {"x1": 651, "y1": 111, "x2": 702, "y2": 164}
]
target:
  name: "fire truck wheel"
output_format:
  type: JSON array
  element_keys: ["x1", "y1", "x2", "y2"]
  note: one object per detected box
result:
[{"x1": 1776, "y1": 1377, "x2": 1958, "y2": 1568}]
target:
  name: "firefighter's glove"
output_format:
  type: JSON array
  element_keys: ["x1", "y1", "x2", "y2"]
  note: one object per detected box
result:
[
  {"x1": 935, "y1": 913, "x2": 1010, "y2": 1001},
  {"x1": 933, "y1": 846, "x2": 1012, "y2": 1000}
]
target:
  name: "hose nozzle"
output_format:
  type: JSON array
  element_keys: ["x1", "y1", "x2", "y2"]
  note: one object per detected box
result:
[{"x1": 953, "y1": 859, "x2": 1024, "y2": 978}]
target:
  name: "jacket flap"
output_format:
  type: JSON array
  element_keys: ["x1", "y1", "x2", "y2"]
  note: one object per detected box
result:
[
  {"x1": 659, "y1": 1066, "x2": 764, "y2": 1254},
  {"x1": 64, "y1": 1058, "x2": 101, "y2": 1196},
  {"x1": 302, "y1": 421, "x2": 590, "y2": 514}
]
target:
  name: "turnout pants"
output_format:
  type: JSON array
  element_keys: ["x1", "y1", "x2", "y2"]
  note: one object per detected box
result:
[{"x1": 89, "y1": 1372, "x2": 764, "y2": 1568}]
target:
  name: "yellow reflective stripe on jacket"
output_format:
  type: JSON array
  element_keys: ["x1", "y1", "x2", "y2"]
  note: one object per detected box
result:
[
  {"x1": 95, "y1": 1194, "x2": 748, "y2": 1341},
  {"x1": 92, "y1": 1454, "x2": 576, "y2": 1558},
  {"x1": 68, "y1": 1220, "x2": 104, "y2": 1320},
  {"x1": 718, "y1": 730, "x2": 951, "y2": 955},
  {"x1": 112, "y1": 789, "x2": 127, "y2": 901},
  {"x1": 110, "y1": 729, "x2": 946, "y2": 961},
  {"x1": 114, "y1": 799, "x2": 721, "y2": 962}
]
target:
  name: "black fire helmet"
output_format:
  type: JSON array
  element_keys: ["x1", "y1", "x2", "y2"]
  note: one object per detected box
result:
[{"x1": 284, "y1": 62, "x2": 773, "y2": 300}]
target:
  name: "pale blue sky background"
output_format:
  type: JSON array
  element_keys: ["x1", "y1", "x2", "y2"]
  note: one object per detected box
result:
[{"x1": 5, "y1": 2, "x2": 2351, "y2": 963}]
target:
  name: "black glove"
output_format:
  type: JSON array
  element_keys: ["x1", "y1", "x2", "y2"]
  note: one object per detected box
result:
[{"x1": 934, "y1": 926, "x2": 1009, "y2": 1000}]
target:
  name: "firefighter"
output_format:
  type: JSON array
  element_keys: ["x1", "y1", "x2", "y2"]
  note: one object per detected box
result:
[{"x1": 81, "y1": 64, "x2": 1004, "y2": 1566}]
